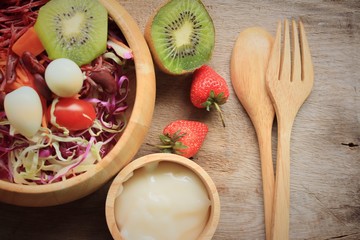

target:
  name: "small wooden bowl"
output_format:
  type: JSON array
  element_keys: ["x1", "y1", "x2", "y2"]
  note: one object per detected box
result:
[
  {"x1": 106, "y1": 153, "x2": 221, "y2": 240},
  {"x1": 0, "y1": 0, "x2": 155, "y2": 207}
]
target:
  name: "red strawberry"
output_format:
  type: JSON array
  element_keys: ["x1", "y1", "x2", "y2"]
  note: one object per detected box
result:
[
  {"x1": 190, "y1": 65, "x2": 229, "y2": 127},
  {"x1": 156, "y1": 120, "x2": 208, "y2": 158}
]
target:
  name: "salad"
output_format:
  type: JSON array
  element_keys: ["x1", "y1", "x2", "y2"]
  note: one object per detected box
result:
[{"x1": 0, "y1": 0, "x2": 134, "y2": 185}]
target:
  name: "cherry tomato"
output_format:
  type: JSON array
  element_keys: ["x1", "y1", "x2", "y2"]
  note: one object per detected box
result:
[{"x1": 47, "y1": 98, "x2": 96, "y2": 131}]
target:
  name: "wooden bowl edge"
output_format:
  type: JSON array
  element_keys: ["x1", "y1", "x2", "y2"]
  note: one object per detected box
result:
[
  {"x1": 0, "y1": 0, "x2": 156, "y2": 207},
  {"x1": 105, "y1": 153, "x2": 221, "y2": 240}
]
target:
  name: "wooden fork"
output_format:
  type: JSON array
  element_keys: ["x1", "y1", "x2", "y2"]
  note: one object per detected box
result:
[{"x1": 266, "y1": 19, "x2": 314, "y2": 240}]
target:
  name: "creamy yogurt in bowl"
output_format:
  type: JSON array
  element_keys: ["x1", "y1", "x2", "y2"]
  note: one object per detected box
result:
[{"x1": 105, "y1": 153, "x2": 220, "y2": 240}]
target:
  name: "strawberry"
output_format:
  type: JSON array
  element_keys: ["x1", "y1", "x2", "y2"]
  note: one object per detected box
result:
[
  {"x1": 190, "y1": 65, "x2": 229, "y2": 127},
  {"x1": 155, "y1": 120, "x2": 208, "y2": 158}
]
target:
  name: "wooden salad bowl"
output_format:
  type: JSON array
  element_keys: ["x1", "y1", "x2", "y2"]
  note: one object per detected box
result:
[
  {"x1": 105, "y1": 153, "x2": 221, "y2": 240},
  {"x1": 0, "y1": 0, "x2": 156, "y2": 207}
]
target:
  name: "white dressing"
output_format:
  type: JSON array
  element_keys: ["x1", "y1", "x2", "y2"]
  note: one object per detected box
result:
[{"x1": 115, "y1": 161, "x2": 211, "y2": 240}]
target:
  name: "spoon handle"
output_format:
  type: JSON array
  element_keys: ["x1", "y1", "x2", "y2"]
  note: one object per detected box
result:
[
  {"x1": 256, "y1": 124, "x2": 275, "y2": 240},
  {"x1": 271, "y1": 116, "x2": 294, "y2": 240}
]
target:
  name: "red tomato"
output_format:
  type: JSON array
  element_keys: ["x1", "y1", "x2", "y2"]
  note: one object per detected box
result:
[{"x1": 47, "y1": 98, "x2": 96, "y2": 131}]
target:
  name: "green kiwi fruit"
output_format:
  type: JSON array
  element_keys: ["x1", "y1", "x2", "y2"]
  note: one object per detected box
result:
[
  {"x1": 145, "y1": 0, "x2": 215, "y2": 75},
  {"x1": 34, "y1": 0, "x2": 108, "y2": 66}
]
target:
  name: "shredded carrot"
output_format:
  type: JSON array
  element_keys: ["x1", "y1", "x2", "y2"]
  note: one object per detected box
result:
[
  {"x1": 12, "y1": 26, "x2": 45, "y2": 57},
  {"x1": 4, "y1": 63, "x2": 34, "y2": 92},
  {"x1": 0, "y1": 52, "x2": 6, "y2": 67},
  {"x1": 16, "y1": 64, "x2": 30, "y2": 84},
  {"x1": 41, "y1": 113, "x2": 48, "y2": 128}
]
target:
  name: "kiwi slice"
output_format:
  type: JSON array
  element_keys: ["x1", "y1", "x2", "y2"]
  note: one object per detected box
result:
[
  {"x1": 34, "y1": 0, "x2": 108, "y2": 66},
  {"x1": 145, "y1": 0, "x2": 215, "y2": 75}
]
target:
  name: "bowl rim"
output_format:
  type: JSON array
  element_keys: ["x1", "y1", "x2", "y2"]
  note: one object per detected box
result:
[
  {"x1": 105, "y1": 153, "x2": 221, "y2": 240},
  {"x1": 0, "y1": 0, "x2": 156, "y2": 207}
]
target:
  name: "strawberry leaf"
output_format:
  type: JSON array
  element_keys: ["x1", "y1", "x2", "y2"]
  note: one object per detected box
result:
[
  {"x1": 159, "y1": 134, "x2": 172, "y2": 144},
  {"x1": 153, "y1": 130, "x2": 188, "y2": 155},
  {"x1": 161, "y1": 148, "x2": 173, "y2": 154},
  {"x1": 200, "y1": 90, "x2": 227, "y2": 127}
]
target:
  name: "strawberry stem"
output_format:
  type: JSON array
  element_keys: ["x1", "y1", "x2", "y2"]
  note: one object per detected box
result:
[
  {"x1": 214, "y1": 102, "x2": 226, "y2": 127},
  {"x1": 146, "y1": 143, "x2": 173, "y2": 149},
  {"x1": 202, "y1": 90, "x2": 226, "y2": 127}
]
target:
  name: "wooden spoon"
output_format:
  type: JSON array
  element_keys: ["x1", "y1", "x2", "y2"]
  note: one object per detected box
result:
[{"x1": 230, "y1": 27, "x2": 275, "y2": 240}]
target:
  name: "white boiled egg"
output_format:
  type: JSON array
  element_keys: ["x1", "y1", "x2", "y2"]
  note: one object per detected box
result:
[
  {"x1": 4, "y1": 86, "x2": 43, "y2": 138},
  {"x1": 45, "y1": 58, "x2": 84, "y2": 97}
]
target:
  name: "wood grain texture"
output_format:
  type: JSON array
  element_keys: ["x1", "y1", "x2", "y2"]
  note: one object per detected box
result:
[{"x1": 0, "y1": 0, "x2": 359, "y2": 239}]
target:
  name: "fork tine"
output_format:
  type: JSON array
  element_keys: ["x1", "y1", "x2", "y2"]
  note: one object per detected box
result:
[
  {"x1": 291, "y1": 19, "x2": 301, "y2": 82},
  {"x1": 299, "y1": 21, "x2": 314, "y2": 82},
  {"x1": 280, "y1": 19, "x2": 291, "y2": 81},
  {"x1": 267, "y1": 21, "x2": 282, "y2": 81}
]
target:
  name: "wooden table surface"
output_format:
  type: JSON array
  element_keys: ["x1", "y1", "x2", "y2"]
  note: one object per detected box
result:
[{"x1": 1, "y1": 0, "x2": 359, "y2": 239}]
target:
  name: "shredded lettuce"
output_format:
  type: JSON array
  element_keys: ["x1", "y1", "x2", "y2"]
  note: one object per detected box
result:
[
  {"x1": 0, "y1": 71, "x2": 131, "y2": 185},
  {"x1": 1, "y1": 99, "x2": 127, "y2": 184}
]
